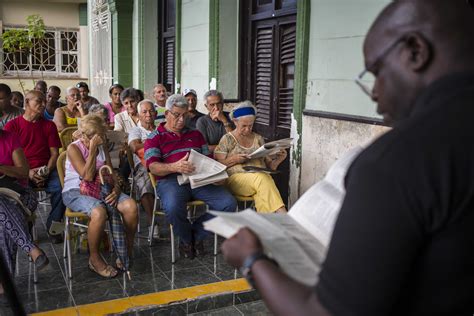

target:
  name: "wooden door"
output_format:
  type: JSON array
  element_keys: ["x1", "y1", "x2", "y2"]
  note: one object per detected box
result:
[
  {"x1": 158, "y1": 0, "x2": 176, "y2": 92},
  {"x1": 241, "y1": 0, "x2": 297, "y2": 205}
]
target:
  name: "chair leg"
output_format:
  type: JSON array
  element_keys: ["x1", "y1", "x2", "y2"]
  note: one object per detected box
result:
[
  {"x1": 170, "y1": 224, "x2": 175, "y2": 264},
  {"x1": 65, "y1": 219, "x2": 73, "y2": 279},
  {"x1": 148, "y1": 198, "x2": 158, "y2": 246},
  {"x1": 214, "y1": 233, "x2": 218, "y2": 256},
  {"x1": 63, "y1": 218, "x2": 68, "y2": 258},
  {"x1": 33, "y1": 261, "x2": 38, "y2": 283}
]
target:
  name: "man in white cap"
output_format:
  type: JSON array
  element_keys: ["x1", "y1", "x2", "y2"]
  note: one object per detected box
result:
[{"x1": 183, "y1": 88, "x2": 204, "y2": 129}]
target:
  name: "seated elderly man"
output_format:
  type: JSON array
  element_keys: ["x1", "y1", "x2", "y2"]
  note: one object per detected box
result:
[
  {"x1": 145, "y1": 94, "x2": 237, "y2": 259},
  {"x1": 196, "y1": 90, "x2": 234, "y2": 153},
  {"x1": 4, "y1": 91, "x2": 65, "y2": 244},
  {"x1": 128, "y1": 99, "x2": 157, "y2": 237}
]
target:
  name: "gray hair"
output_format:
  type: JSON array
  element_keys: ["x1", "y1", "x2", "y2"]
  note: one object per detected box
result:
[
  {"x1": 66, "y1": 86, "x2": 79, "y2": 96},
  {"x1": 120, "y1": 87, "x2": 142, "y2": 103},
  {"x1": 203, "y1": 90, "x2": 224, "y2": 104},
  {"x1": 165, "y1": 94, "x2": 188, "y2": 110},
  {"x1": 88, "y1": 103, "x2": 109, "y2": 124},
  {"x1": 230, "y1": 100, "x2": 258, "y2": 120},
  {"x1": 137, "y1": 99, "x2": 155, "y2": 113}
]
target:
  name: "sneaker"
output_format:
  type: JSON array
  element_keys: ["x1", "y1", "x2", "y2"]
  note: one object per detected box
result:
[
  {"x1": 149, "y1": 224, "x2": 160, "y2": 239},
  {"x1": 194, "y1": 240, "x2": 206, "y2": 257},
  {"x1": 178, "y1": 242, "x2": 195, "y2": 260}
]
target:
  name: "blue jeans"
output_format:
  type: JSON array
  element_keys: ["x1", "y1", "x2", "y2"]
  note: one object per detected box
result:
[
  {"x1": 157, "y1": 175, "x2": 237, "y2": 244},
  {"x1": 44, "y1": 169, "x2": 66, "y2": 232}
]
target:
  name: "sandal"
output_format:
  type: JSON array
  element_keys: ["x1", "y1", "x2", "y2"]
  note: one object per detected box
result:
[{"x1": 88, "y1": 261, "x2": 118, "y2": 278}]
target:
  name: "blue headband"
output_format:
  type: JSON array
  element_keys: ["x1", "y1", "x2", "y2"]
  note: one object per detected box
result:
[{"x1": 233, "y1": 107, "x2": 255, "y2": 118}]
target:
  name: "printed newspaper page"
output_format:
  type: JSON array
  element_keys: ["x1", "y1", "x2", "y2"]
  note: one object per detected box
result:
[
  {"x1": 177, "y1": 149, "x2": 228, "y2": 188},
  {"x1": 204, "y1": 146, "x2": 364, "y2": 286},
  {"x1": 205, "y1": 210, "x2": 324, "y2": 286},
  {"x1": 248, "y1": 138, "x2": 293, "y2": 159},
  {"x1": 288, "y1": 146, "x2": 363, "y2": 247}
]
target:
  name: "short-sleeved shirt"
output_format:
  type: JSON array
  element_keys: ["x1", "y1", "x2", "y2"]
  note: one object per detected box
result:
[
  {"x1": 185, "y1": 111, "x2": 205, "y2": 130},
  {"x1": 144, "y1": 122, "x2": 210, "y2": 179},
  {"x1": 315, "y1": 73, "x2": 474, "y2": 316},
  {"x1": 104, "y1": 102, "x2": 126, "y2": 125},
  {"x1": 128, "y1": 125, "x2": 154, "y2": 167},
  {"x1": 0, "y1": 130, "x2": 21, "y2": 167},
  {"x1": 154, "y1": 104, "x2": 166, "y2": 126},
  {"x1": 0, "y1": 107, "x2": 24, "y2": 129},
  {"x1": 196, "y1": 113, "x2": 234, "y2": 146},
  {"x1": 4, "y1": 116, "x2": 61, "y2": 168},
  {"x1": 215, "y1": 132, "x2": 266, "y2": 176},
  {"x1": 114, "y1": 111, "x2": 139, "y2": 133}
]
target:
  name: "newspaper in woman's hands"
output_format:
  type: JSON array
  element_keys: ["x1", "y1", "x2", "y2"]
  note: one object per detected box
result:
[{"x1": 247, "y1": 138, "x2": 293, "y2": 159}]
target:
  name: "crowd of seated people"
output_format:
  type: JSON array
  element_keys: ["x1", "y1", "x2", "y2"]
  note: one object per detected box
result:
[{"x1": 0, "y1": 79, "x2": 289, "y2": 282}]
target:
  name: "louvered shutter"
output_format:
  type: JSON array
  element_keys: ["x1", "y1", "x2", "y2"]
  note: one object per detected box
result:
[
  {"x1": 277, "y1": 24, "x2": 296, "y2": 129},
  {"x1": 164, "y1": 38, "x2": 175, "y2": 90},
  {"x1": 254, "y1": 26, "x2": 274, "y2": 126}
]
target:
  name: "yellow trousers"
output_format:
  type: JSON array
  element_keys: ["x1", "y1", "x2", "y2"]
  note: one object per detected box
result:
[{"x1": 226, "y1": 172, "x2": 284, "y2": 213}]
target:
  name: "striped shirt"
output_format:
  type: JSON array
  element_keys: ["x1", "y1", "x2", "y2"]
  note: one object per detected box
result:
[{"x1": 144, "y1": 122, "x2": 210, "y2": 179}]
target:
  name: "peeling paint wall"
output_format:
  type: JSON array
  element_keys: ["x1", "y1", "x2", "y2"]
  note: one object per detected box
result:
[{"x1": 300, "y1": 115, "x2": 389, "y2": 193}]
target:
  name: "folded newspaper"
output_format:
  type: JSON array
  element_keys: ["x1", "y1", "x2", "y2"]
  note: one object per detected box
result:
[
  {"x1": 204, "y1": 146, "x2": 363, "y2": 286},
  {"x1": 248, "y1": 138, "x2": 293, "y2": 159},
  {"x1": 177, "y1": 149, "x2": 228, "y2": 189}
]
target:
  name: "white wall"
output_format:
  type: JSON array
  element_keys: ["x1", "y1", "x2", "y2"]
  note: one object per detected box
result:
[
  {"x1": 180, "y1": 0, "x2": 209, "y2": 105},
  {"x1": 305, "y1": 0, "x2": 389, "y2": 118},
  {"x1": 299, "y1": 0, "x2": 391, "y2": 194},
  {"x1": 1, "y1": 1, "x2": 79, "y2": 28}
]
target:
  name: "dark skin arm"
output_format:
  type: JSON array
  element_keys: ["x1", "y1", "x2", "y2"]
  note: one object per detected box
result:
[{"x1": 222, "y1": 228, "x2": 332, "y2": 316}]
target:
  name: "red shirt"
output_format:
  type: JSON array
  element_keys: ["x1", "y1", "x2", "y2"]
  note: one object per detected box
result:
[
  {"x1": 0, "y1": 130, "x2": 21, "y2": 167},
  {"x1": 4, "y1": 116, "x2": 61, "y2": 168},
  {"x1": 144, "y1": 123, "x2": 210, "y2": 179}
]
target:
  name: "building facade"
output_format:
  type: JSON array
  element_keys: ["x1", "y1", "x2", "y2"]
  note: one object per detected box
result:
[
  {"x1": 0, "y1": 0, "x2": 89, "y2": 98},
  {"x1": 88, "y1": 0, "x2": 390, "y2": 206}
]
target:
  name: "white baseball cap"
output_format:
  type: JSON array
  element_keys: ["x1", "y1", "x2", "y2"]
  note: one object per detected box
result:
[{"x1": 183, "y1": 88, "x2": 197, "y2": 97}]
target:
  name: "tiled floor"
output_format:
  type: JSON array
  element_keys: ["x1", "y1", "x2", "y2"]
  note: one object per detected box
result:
[{"x1": 3, "y1": 199, "x2": 269, "y2": 315}]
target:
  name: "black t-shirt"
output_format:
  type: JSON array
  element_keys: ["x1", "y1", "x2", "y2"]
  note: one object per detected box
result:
[{"x1": 316, "y1": 73, "x2": 474, "y2": 316}]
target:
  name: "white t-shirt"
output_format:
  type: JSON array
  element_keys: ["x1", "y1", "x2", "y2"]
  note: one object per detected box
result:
[{"x1": 128, "y1": 125, "x2": 154, "y2": 167}]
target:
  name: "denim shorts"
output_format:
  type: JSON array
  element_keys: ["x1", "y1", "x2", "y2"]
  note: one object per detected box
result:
[{"x1": 62, "y1": 189, "x2": 131, "y2": 216}]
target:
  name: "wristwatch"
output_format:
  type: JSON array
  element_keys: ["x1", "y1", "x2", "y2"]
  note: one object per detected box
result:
[{"x1": 240, "y1": 251, "x2": 277, "y2": 287}]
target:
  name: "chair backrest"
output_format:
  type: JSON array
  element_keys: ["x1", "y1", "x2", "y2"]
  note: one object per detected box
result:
[
  {"x1": 59, "y1": 127, "x2": 77, "y2": 150},
  {"x1": 126, "y1": 146, "x2": 135, "y2": 171},
  {"x1": 148, "y1": 172, "x2": 157, "y2": 188},
  {"x1": 56, "y1": 151, "x2": 68, "y2": 188}
]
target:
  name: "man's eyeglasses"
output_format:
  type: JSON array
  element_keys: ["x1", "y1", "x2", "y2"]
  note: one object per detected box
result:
[
  {"x1": 168, "y1": 110, "x2": 188, "y2": 120},
  {"x1": 355, "y1": 37, "x2": 406, "y2": 98}
]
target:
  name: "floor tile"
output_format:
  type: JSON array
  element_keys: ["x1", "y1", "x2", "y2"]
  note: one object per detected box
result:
[
  {"x1": 14, "y1": 270, "x2": 66, "y2": 294},
  {"x1": 69, "y1": 279, "x2": 127, "y2": 305},
  {"x1": 187, "y1": 293, "x2": 234, "y2": 314},
  {"x1": 235, "y1": 301, "x2": 271, "y2": 315},
  {"x1": 19, "y1": 287, "x2": 75, "y2": 313},
  {"x1": 164, "y1": 267, "x2": 222, "y2": 289},
  {"x1": 120, "y1": 271, "x2": 173, "y2": 296},
  {"x1": 189, "y1": 305, "x2": 243, "y2": 316}
]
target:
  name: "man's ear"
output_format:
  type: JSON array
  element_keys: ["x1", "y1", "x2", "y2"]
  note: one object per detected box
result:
[{"x1": 403, "y1": 32, "x2": 432, "y2": 72}]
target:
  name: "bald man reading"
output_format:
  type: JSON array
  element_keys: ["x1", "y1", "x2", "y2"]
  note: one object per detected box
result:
[{"x1": 221, "y1": 1, "x2": 474, "y2": 315}]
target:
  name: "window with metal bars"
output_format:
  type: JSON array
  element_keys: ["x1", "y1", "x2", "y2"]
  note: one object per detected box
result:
[{"x1": 1, "y1": 26, "x2": 79, "y2": 76}]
